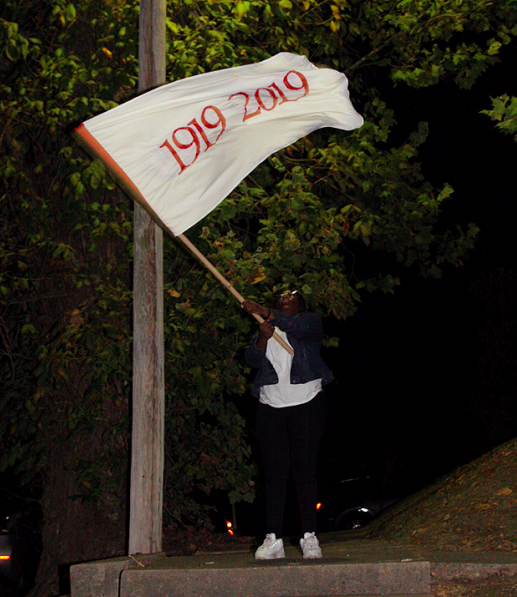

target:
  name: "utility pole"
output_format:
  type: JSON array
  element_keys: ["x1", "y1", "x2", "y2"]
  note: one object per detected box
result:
[{"x1": 128, "y1": 0, "x2": 166, "y2": 555}]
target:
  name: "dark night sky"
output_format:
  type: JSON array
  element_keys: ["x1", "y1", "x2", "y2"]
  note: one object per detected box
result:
[{"x1": 319, "y1": 42, "x2": 517, "y2": 497}]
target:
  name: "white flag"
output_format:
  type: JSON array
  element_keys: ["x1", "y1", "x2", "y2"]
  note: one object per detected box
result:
[{"x1": 75, "y1": 52, "x2": 364, "y2": 236}]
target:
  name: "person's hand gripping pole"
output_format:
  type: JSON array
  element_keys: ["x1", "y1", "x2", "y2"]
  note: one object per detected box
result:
[{"x1": 241, "y1": 300, "x2": 293, "y2": 355}]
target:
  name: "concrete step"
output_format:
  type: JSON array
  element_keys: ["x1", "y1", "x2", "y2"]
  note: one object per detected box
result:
[
  {"x1": 118, "y1": 560, "x2": 431, "y2": 597},
  {"x1": 70, "y1": 538, "x2": 517, "y2": 597}
]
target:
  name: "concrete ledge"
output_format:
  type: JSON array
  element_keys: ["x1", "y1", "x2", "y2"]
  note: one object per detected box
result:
[
  {"x1": 68, "y1": 540, "x2": 517, "y2": 597},
  {"x1": 70, "y1": 553, "x2": 166, "y2": 597},
  {"x1": 119, "y1": 561, "x2": 431, "y2": 597},
  {"x1": 431, "y1": 561, "x2": 517, "y2": 582}
]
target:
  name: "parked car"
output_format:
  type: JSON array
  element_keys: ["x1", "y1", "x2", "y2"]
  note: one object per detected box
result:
[
  {"x1": 317, "y1": 476, "x2": 402, "y2": 532},
  {"x1": 0, "y1": 488, "x2": 40, "y2": 597}
]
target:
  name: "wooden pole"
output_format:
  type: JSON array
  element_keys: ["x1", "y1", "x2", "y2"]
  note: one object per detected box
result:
[
  {"x1": 178, "y1": 234, "x2": 293, "y2": 355},
  {"x1": 129, "y1": 0, "x2": 166, "y2": 555}
]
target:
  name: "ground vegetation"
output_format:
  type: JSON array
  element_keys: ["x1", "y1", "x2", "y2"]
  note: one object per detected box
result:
[{"x1": 372, "y1": 437, "x2": 517, "y2": 596}]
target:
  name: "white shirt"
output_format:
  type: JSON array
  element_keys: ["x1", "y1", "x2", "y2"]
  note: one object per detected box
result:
[{"x1": 259, "y1": 328, "x2": 322, "y2": 408}]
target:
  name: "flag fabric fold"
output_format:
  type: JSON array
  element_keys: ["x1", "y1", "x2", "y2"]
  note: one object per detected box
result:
[{"x1": 74, "y1": 52, "x2": 364, "y2": 236}]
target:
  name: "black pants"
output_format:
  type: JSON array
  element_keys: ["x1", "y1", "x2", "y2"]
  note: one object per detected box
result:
[{"x1": 256, "y1": 391, "x2": 326, "y2": 538}]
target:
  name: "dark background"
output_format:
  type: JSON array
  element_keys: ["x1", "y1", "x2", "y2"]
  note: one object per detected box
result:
[{"x1": 322, "y1": 44, "x2": 517, "y2": 492}]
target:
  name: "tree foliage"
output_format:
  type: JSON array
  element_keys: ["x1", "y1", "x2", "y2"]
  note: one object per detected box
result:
[
  {"x1": 1, "y1": 0, "x2": 517, "y2": 595},
  {"x1": 483, "y1": 93, "x2": 517, "y2": 139}
]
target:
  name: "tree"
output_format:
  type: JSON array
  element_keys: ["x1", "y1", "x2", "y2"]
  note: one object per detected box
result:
[
  {"x1": 1, "y1": 3, "x2": 138, "y2": 595},
  {"x1": 1, "y1": 1, "x2": 517, "y2": 595}
]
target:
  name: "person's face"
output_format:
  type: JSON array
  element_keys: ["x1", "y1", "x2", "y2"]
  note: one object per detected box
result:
[{"x1": 275, "y1": 291, "x2": 300, "y2": 316}]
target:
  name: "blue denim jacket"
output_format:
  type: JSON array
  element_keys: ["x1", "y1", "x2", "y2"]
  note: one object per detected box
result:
[{"x1": 245, "y1": 310, "x2": 334, "y2": 398}]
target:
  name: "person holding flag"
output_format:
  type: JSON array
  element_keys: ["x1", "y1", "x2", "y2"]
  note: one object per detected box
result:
[
  {"x1": 242, "y1": 290, "x2": 334, "y2": 559},
  {"x1": 74, "y1": 53, "x2": 362, "y2": 557}
]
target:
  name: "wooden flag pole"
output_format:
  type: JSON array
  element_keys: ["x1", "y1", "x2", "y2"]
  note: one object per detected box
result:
[
  {"x1": 178, "y1": 234, "x2": 294, "y2": 355},
  {"x1": 128, "y1": 0, "x2": 166, "y2": 557}
]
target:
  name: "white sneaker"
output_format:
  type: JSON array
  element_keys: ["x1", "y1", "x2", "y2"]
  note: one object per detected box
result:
[
  {"x1": 255, "y1": 533, "x2": 285, "y2": 560},
  {"x1": 300, "y1": 532, "x2": 322, "y2": 559}
]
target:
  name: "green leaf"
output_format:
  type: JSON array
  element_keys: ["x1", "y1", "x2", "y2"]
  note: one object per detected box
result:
[{"x1": 64, "y1": 4, "x2": 77, "y2": 21}]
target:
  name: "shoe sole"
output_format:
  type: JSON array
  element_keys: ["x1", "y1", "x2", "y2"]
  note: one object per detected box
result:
[{"x1": 255, "y1": 553, "x2": 286, "y2": 560}]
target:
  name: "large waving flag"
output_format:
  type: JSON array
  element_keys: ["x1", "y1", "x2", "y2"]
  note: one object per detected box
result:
[{"x1": 74, "y1": 52, "x2": 363, "y2": 236}]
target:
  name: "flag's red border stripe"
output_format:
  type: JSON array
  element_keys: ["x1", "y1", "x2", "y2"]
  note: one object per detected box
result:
[
  {"x1": 73, "y1": 124, "x2": 172, "y2": 234},
  {"x1": 74, "y1": 124, "x2": 149, "y2": 206}
]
